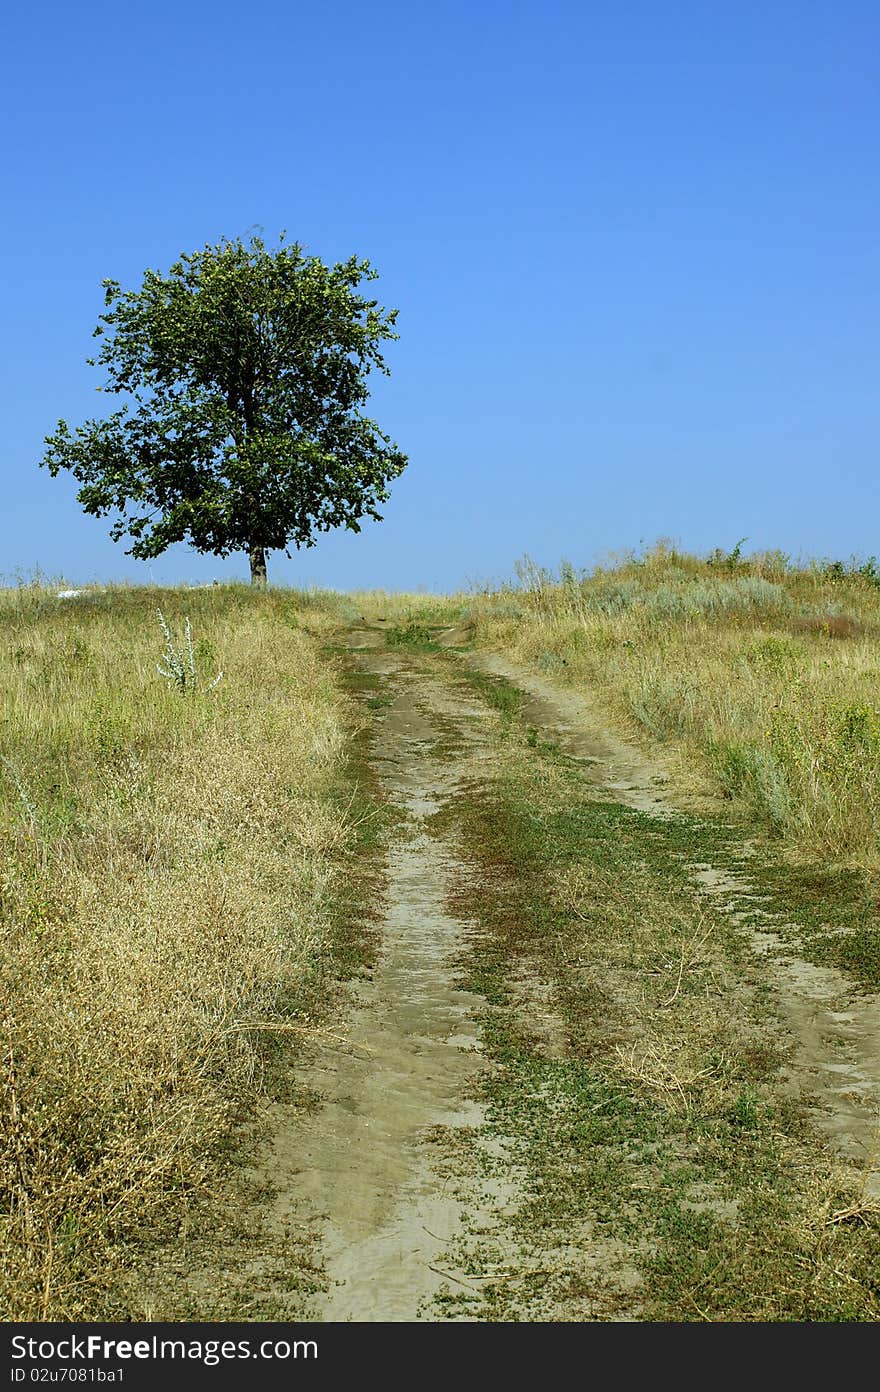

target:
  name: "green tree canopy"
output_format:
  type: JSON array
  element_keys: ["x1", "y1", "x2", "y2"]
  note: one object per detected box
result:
[{"x1": 41, "y1": 233, "x2": 408, "y2": 584}]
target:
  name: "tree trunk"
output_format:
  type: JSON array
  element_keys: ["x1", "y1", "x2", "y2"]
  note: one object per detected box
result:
[{"x1": 249, "y1": 544, "x2": 268, "y2": 588}]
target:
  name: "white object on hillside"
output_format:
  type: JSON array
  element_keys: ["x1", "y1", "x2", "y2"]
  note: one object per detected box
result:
[{"x1": 56, "y1": 590, "x2": 84, "y2": 599}]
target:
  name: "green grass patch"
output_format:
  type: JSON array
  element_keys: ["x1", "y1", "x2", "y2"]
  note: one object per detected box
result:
[
  {"x1": 460, "y1": 668, "x2": 524, "y2": 718},
  {"x1": 385, "y1": 622, "x2": 441, "y2": 651}
]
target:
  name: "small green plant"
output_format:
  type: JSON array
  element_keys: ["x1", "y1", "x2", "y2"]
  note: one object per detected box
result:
[
  {"x1": 156, "y1": 610, "x2": 222, "y2": 694},
  {"x1": 742, "y1": 635, "x2": 803, "y2": 676},
  {"x1": 728, "y1": 536, "x2": 748, "y2": 567},
  {"x1": 559, "y1": 558, "x2": 583, "y2": 591},
  {"x1": 0, "y1": 753, "x2": 39, "y2": 825},
  {"x1": 385, "y1": 621, "x2": 437, "y2": 650},
  {"x1": 86, "y1": 694, "x2": 126, "y2": 762},
  {"x1": 729, "y1": 1086, "x2": 761, "y2": 1130},
  {"x1": 837, "y1": 702, "x2": 880, "y2": 755},
  {"x1": 819, "y1": 555, "x2": 880, "y2": 587},
  {"x1": 708, "y1": 537, "x2": 748, "y2": 570},
  {"x1": 858, "y1": 556, "x2": 880, "y2": 585}
]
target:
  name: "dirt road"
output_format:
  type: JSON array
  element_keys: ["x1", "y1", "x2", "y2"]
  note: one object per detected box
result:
[
  {"x1": 254, "y1": 640, "x2": 518, "y2": 1319},
  {"x1": 155, "y1": 629, "x2": 879, "y2": 1322}
]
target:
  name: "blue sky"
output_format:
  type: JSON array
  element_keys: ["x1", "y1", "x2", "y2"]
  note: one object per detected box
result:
[{"x1": 1, "y1": 1, "x2": 877, "y2": 590}]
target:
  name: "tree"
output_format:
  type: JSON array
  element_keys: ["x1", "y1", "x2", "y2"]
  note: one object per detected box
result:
[{"x1": 41, "y1": 233, "x2": 408, "y2": 585}]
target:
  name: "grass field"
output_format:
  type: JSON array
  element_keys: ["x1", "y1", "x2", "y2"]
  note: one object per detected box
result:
[
  {"x1": 3, "y1": 546, "x2": 879, "y2": 1321},
  {"x1": 0, "y1": 582, "x2": 351, "y2": 1318}
]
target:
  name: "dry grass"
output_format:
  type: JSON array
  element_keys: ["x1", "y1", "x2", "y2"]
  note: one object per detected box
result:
[
  {"x1": 0, "y1": 582, "x2": 351, "y2": 1318},
  {"x1": 466, "y1": 545, "x2": 880, "y2": 867}
]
